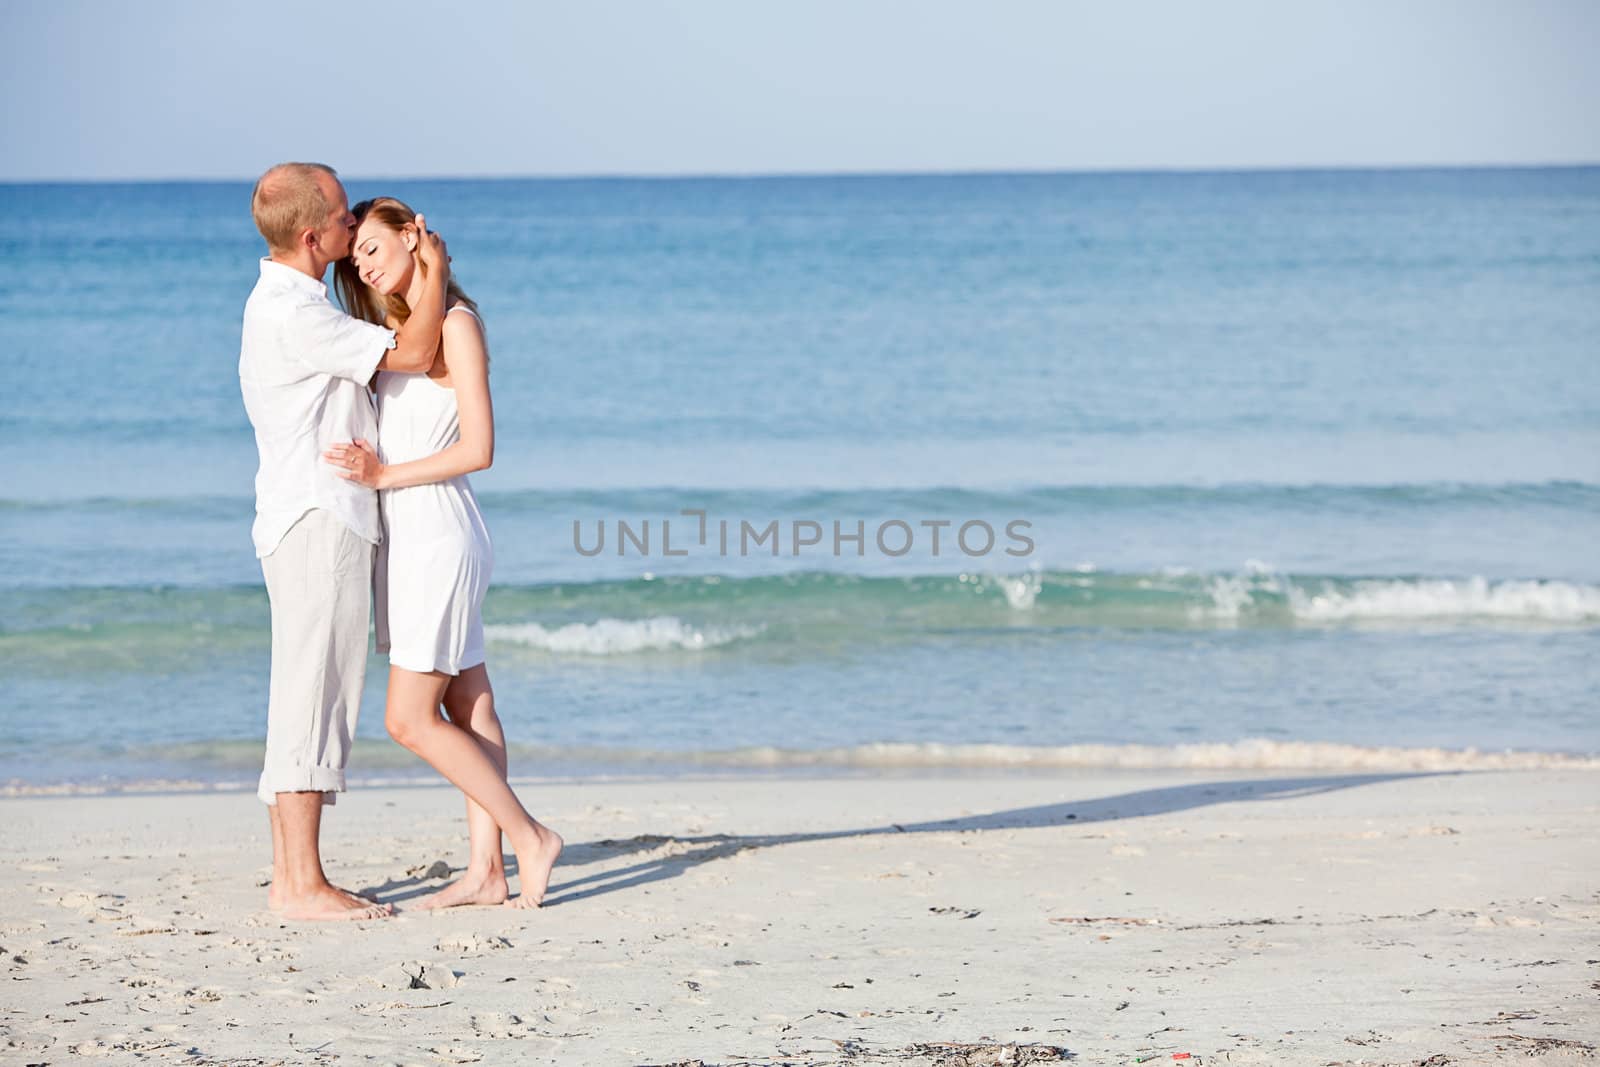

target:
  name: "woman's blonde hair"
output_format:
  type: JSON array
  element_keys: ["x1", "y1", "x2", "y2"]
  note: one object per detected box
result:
[{"x1": 333, "y1": 196, "x2": 481, "y2": 334}]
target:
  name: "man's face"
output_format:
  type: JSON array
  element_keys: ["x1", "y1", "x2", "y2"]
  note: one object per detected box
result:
[{"x1": 310, "y1": 174, "x2": 357, "y2": 261}]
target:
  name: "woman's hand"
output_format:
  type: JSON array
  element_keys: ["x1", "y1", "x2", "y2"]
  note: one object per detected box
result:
[{"x1": 323, "y1": 438, "x2": 385, "y2": 489}]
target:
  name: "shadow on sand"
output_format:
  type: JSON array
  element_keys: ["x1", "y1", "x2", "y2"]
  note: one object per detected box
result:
[{"x1": 373, "y1": 770, "x2": 1449, "y2": 908}]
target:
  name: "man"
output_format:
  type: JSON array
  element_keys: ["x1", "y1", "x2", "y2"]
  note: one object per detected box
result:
[{"x1": 239, "y1": 162, "x2": 447, "y2": 920}]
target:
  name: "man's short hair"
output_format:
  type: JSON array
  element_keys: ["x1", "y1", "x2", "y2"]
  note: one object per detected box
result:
[{"x1": 251, "y1": 162, "x2": 338, "y2": 253}]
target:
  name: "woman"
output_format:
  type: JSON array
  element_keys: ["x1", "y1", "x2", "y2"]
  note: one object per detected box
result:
[{"x1": 326, "y1": 197, "x2": 562, "y2": 910}]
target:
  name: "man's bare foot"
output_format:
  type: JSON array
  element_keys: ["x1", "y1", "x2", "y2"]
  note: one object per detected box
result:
[
  {"x1": 269, "y1": 882, "x2": 386, "y2": 913},
  {"x1": 412, "y1": 866, "x2": 509, "y2": 910},
  {"x1": 505, "y1": 824, "x2": 564, "y2": 909},
  {"x1": 277, "y1": 883, "x2": 393, "y2": 922}
]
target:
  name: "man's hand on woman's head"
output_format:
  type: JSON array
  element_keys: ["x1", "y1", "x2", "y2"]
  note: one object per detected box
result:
[{"x1": 414, "y1": 214, "x2": 450, "y2": 279}]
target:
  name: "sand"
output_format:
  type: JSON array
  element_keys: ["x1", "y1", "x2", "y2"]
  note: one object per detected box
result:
[{"x1": 1, "y1": 768, "x2": 1596, "y2": 1065}]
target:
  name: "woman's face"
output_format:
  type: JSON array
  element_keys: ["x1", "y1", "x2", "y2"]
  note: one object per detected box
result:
[{"x1": 349, "y1": 217, "x2": 415, "y2": 296}]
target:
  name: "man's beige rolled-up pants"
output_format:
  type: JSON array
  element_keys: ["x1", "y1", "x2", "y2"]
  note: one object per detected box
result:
[{"x1": 257, "y1": 509, "x2": 373, "y2": 806}]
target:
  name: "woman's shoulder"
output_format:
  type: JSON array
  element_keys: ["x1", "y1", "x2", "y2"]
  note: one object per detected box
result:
[
  {"x1": 442, "y1": 303, "x2": 484, "y2": 342},
  {"x1": 439, "y1": 303, "x2": 489, "y2": 375}
]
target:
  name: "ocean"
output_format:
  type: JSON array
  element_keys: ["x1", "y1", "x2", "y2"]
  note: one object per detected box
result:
[{"x1": 2, "y1": 167, "x2": 1598, "y2": 792}]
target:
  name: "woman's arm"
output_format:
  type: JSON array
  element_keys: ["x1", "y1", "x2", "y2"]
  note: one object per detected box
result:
[
  {"x1": 376, "y1": 215, "x2": 450, "y2": 374},
  {"x1": 324, "y1": 311, "x2": 494, "y2": 490}
]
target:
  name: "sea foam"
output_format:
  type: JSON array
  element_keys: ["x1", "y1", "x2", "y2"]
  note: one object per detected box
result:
[
  {"x1": 484, "y1": 616, "x2": 763, "y2": 655},
  {"x1": 1193, "y1": 573, "x2": 1600, "y2": 624},
  {"x1": 1285, "y1": 576, "x2": 1600, "y2": 622},
  {"x1": 7, "y1": 737, "x2": 1594, "y2": 797},
  {"x1": 566, "y1": 739, "x2": 1597, "y2": 771}
]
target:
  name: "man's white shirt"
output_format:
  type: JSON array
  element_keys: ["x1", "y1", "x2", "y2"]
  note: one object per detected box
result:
[{"x1": 239, "y1": 258, "x2": 396, "y2": 558}]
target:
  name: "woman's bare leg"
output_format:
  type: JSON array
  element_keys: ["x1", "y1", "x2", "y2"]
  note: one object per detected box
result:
[
  {"x1": 413, "y1": 665, "x2": 510, "y2": 908},
  {"x1": 385, "y1": 665, "x2": 563, "y2": 907}
]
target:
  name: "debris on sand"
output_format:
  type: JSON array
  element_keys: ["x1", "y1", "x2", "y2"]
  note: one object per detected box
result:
[
  {"x1": 406, "y1": 859, "x2": 453, "y2": 880},
  {"x1": 903, "y1": 1043, "x2": 1071, "y2": 1066}
]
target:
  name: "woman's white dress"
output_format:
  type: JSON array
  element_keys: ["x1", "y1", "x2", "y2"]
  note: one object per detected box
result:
[{"x1": 374, "y1": 305, "x2": 493, "y2": 675}]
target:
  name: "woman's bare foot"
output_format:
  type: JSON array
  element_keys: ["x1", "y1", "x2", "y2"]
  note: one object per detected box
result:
[
  {"x1": 505, "y1": 823, "x2": 564, "y2": 909},
  {"x1": 412, "y1": 866, "x2": 509, "y2": 910},
  {"x1": 277, "y1": 882, "x2": 393, "y2": 922}
]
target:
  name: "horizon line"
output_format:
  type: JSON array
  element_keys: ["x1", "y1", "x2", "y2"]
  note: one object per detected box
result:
[{"x1": 3, "y1": 159, "x2": 1598, "y2": 187}]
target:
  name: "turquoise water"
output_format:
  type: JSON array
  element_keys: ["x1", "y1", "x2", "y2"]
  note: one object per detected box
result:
[{"x1": 2, "y1": 168, "x2": 1598, "y2": 789}]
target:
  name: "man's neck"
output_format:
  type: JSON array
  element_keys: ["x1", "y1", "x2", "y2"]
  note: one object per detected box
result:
[{"x1": 268, "y1": 250, "x2": 327, "y2": 282}]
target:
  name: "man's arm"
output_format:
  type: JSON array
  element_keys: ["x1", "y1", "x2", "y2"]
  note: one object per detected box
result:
[
  {"x1": 324, "y1": 312, "x2": 493, "y2": 490},
  {"x1": 377, "y1": 214, "x2": 450, "y2": 373}
]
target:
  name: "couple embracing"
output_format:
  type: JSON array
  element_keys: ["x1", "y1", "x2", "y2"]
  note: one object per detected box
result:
[{"x1": 238, "y1": 162, "x2": 561, "y2": 920}]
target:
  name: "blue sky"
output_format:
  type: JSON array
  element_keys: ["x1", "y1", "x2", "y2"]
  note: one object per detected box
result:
[{"x1": 2, "y1": 0, "x2": 1596, "y2": 181}]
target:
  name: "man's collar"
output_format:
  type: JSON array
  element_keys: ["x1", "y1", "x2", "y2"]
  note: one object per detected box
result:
[{"x1": 260, "y1": 257, "x2": 327, "y2": 294}]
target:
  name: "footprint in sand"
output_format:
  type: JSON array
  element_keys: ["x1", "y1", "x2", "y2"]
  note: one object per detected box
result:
[
  {"x1": 470, "y1": 1013, "x2": 540, "y2": 1039},
  {"x1": 434, "y1": 933, "x2": 513, "y2": 956},
  {"x1": 73, "y1": 1035, "x2": 177, "y2": 1057},
  {"x1": 4, "y1": 1035, "x2": 56, "y2": 1057},
  {"x1": 57, "y1": 891, "x2": 127, "y2": 919},
  {"x1": 377, "y1": 960, "x2": 463, "y2": 990},
  {"x1": 226, "y1": 936, "x2": 298, "y2": 963},
  {"x1": 524, "y1": 949, "x2": 573, "y2": 963},
  {"x1": 540, "y1": 995, "x2": 592, "y2": 1029}
]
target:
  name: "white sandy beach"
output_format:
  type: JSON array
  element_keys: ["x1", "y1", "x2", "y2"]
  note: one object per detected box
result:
[{"x1": 2, "y1": 768, "x2": 1597, "y2": 1066}]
